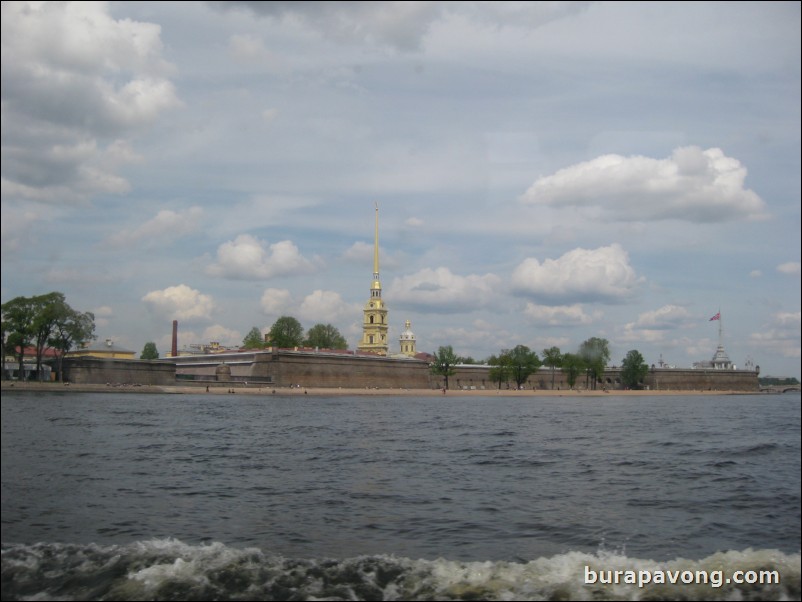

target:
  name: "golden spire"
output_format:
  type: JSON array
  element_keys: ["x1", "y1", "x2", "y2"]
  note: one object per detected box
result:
[{"x1": 373, "y1": 202, "x2": 380, "y2": 282}]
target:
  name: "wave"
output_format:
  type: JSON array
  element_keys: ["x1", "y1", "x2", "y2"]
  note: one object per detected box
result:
[{"x1": 1, "y1": 539, "x2": 799, "y2": 601}]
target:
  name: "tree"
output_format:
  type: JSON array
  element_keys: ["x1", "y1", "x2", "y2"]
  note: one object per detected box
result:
[
  {"x1": 431, "y1": 345, "x2": 460, "y2": 390},
  {"x1": 488, "y1": 353, "x2": 512, "y2": 390},
  {"x1": 32, "y1": 292, "x2": 68, "y2": 380},
  {"x1": 242, "y1": 327, "x2": 267, "y2": 349},
  {"x1": 561, "y1": 353, "x2": 585, "y2": 389},
  {"x1": 267, "y1": 316, "x2": 304, "y2": 348},
  {"x1": 49, "y1": 308, "x2": 95, "y2": 381},
  {"x1": 542, "y1": 346, "x2": 563, "y2": 390},
  {"x1": 621, "y1": 349, "x2": 649, "y2": 389},
  {"x1": 508, "y1": 345, "x2": 541, "y2": 389},
  {"x1": 2, "y1": 293, "x2": 95, "y2": 382},
  {"x1": 578, "y1": 337, "x2": 610, "y2": 390},
  {"x1": 304, "y1": 323, "x2": 347, "y2": 349},
  {"x1": 2, "y1": 295, "x2": 42, "y2": 381},
  {"x1": 141, "y1": 342, "x2": 160, "y2": 360}
]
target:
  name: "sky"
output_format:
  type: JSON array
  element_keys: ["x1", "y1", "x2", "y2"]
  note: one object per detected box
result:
[{"x1": 1, "y1": 1, "x2": 800, "y2": 378}]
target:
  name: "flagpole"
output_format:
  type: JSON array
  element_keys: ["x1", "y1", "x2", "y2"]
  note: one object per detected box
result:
[{"x1": 718, "y1": 308, "x2": 722, "y2": 346}]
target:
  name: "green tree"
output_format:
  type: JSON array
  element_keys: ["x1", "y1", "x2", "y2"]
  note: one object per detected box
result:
[
  {"x1": 242, "y1": 327, "x2": 267, "y2": 349},
  {"x1": 304, "y1": 323, "x2": 347, "y2": 349},
  {"x1": 2, "y1": 292, "x2": 95, "y2": 382},
  {"x1": 268, "y1": 316, "x2": 304, "y2": 348},
  {"x1": 542, "y1": 346, "x2": 563, "y2": 390},
  {"x1": 621, "y1": 349, "x2": 649, "y2": 389},
  {"x1": 431, "y1": 345, "x2": 460, "y2": 390},
  {"x1": 578, "y1": 337, "x2": 610, "y2": 390},
  {"x1": 49, "y1": 307, "x2": 95, "y2": 381},
  {"x1": 508, "y1": 345, "x2": 541, "y2": 389},
  {"x1": 488, "y1": 353, "x2": 512, "y2": 390},
  {"x1": 141, "y1": 342, "x2": 160, "y2": 360},
  {"x1": 2, "y1": 295, "x2": 45, "y2": 381},
  {"x1": 561, "y1": 353, "x2": 585, "y2": 389},
  {"x1": 31, "y1": 292, "x2": 69, "y2": 380}
]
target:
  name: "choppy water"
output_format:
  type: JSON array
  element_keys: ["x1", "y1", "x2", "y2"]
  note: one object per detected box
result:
[{"x1": 2, "y1": 391, "x2": 800, "y2": 600}]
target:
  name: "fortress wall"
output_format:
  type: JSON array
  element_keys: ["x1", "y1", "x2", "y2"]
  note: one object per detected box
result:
[
  {"x1": 251, "y1": 351, "x2": 434, "y2": 389},
  {"x1": 62, "y1": 352, "x2": 759, "y2": 391},
  {"x1": 63, "y1": 357, "x2": 176, "y2": 385},
  {"x1": 641, "y1": 368, "x2": 759, "y2": 391}
]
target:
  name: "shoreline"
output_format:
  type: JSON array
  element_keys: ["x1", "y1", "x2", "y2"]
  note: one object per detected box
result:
[{"x1": 1, "y1": 381, "x2": 763, "y2": 396}]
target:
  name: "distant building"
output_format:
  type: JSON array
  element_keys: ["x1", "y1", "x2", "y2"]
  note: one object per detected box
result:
[
  {"x1": 693, "y1": 344, "x2": 735, "y2": 370},
  {"x1": 67, "y1": 338, "x2": 135, "y2": 360}
]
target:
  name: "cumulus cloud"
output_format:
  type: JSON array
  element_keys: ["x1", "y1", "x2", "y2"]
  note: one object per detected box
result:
[
  {"x1": 630, "y1": 304, "x2": 693, "y2": 330},
  {"x1": 92, "y1": 305, "x2": 114, "y2": 329},
  {"x1": 1, "y1": 2, "x2": 181, "y2": 205},
  {"x1": 520, "y1": 146, "x2": 767, "y2": 222},
  {"x1": 202, "y1": 324, "x2": 243, "y2": 347},
  {"x1": 511, "y1": 244, "x2": 642, "y2": 304},
  {"x1": 777, "y1": 262, "x2": 801, "y2": 276},
  {"x1": 388, "y1": 267, "x2": 502, "y2": 312},
  {"x1": 206, "y1": 234, "x2": 317, "y2": 280},
  {"x1": 750, "y1": 311, "x2": 801, "y2": 359},
  {"x1": 103, "y1": 206, "x2": 204, "y2": 248},
  {"x1": 523, "y1": 303, "x2": 599, "y2": 326},
  {"x1": 260, "y1": 288, "x2": 294, "y2": 316},
  {"x1": 142, "y1": 284, "x2": 215, "y2": 321},
  {"x1": 619, "y1": 305, "x2": 693, "y2": 344},
  {"x1": 298, "y1": 290, "x2": 359, "y2": 324}
]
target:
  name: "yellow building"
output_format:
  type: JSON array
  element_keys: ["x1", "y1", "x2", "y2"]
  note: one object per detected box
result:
[
  {"x1": 399, "y1": 320, "x2": 417, "y2": 357},
  {"x1": 358, "y1": 204, "x2": 389, "y2": 355},
  {"x1": 66, "y1": 338, "x2": 136, "y2": 360}
]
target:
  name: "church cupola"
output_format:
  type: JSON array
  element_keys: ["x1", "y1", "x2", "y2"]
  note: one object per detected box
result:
[{"x1": 399, "y1": 320, "x2": 417, "y2": 357}]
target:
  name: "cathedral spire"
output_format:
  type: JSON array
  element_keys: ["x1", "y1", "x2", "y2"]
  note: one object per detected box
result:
[
  {"x1": 359, "y1": 203, "x2": 388, "y2": 355},
  {"x1": 373, "y1": 202, "x2": 380, "y2": 282}
]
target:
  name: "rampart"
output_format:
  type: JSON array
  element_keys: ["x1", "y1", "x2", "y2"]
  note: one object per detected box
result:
[
  {"x1": 63, "y1": 357, "x2": 176, "y2": 386},
  {"x1": 60, "y1": 350, "x2": 759, "y2": 392}
]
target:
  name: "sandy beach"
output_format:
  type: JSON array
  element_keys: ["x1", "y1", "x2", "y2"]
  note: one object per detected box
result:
[{"x1": 1, "y1": 381, "x2": 759, "y2": 396}]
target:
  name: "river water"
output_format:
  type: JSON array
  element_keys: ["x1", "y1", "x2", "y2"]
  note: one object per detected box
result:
[{"x1": 1, "y1": 391, "x2": 799, "y2": 600}]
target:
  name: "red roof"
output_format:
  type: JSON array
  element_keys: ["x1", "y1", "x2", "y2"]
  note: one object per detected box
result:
[{"x1": 12, "y1": 346, "x2": 59, "y2": 358}]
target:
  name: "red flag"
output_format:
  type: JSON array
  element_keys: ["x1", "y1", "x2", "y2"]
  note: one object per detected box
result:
[{"x1": 709, "y1": 312, "x2": 720, "y2": 321}]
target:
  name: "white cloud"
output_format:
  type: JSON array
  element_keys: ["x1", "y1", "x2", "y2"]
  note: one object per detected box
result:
[
  {"x1": 298, "y1": 290, "x2": 359, "y2": 324},
  {"x1": 206, "y1": 234, "x2": 317, "y2": 280},
  {"x1": 103, "y1": 206, "x2": 203, "y2": 248},
  {"x1": 750, "y1": 270, "x2": 762, "y2": 278},
  {"x1": 522, "y1": 303, "x2": 599, "y2": 326},
  {"x1": 342, "y1": 241, "x2": 374, "y2": 263},
  {"x1": 260, "y1": 288, "x2": 294, "y2": 316},
  {"x1": 777, "y1": 262, "x2": 801, "y2": 276},
  {"x1": 520, "y1": 146, "x2": 767, "y2": 223},
  {"x1": 92, "y1": 305, "x2": 113, "y2": 328},
  {"x1": 511, "y1": 244, "x2": 642, "y2": 304},
  {"x1": 142, "y1": 284, "x2": 215, "y2": 321},
  {"x1": 1, "y1": 2, "x2": 180, "y2": 205},
  {"x1": 629, "y1": 304, "x2": 693, "y2": 329},
  {"x1": 201, "y1": 324, "x2": 243, "y2": 347},
  {"x1": 750, "y1": 311, "x2": 801, "y2": 359},
  {"x1": 388, "y1": 267, "x2": 502, "y2": 312}
]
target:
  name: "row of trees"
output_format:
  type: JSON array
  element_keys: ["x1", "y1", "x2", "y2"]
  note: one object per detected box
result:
[
  {"x1": 242, "y1": 316, "x2": 348, "y2": 350},
  {"x1": 430, "y1": 337, "x2": 649, "y2": 390},
  {"x1": 1, "y1": 292, "x2": 96, "y2": 381}
]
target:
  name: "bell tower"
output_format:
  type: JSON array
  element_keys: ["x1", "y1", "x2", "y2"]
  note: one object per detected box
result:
[{"x1": 358, "y1": 204, "x2": 389, "y2": 355}]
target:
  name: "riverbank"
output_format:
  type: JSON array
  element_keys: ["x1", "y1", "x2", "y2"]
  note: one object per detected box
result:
[{"x1": 1, "y1": 381, "x2": 762, "y2": 396}]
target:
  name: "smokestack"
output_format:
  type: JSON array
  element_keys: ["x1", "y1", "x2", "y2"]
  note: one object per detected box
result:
[{"x1": 172, "y1": 320, "x2": 178, "y2": 357}]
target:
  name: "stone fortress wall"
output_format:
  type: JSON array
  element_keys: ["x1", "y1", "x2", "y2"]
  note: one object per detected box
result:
[{"x1": 63, "y1": 349, "x2": 759, "y2": 391}]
